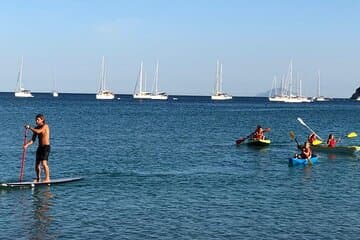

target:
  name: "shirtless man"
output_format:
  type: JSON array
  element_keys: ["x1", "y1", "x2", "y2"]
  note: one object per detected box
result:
[{"x1": 23, "y1": 114, "x2": 51, "y2": 182}]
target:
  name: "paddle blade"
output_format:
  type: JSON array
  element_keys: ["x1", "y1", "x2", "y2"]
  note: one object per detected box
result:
[
  {"x1": 312, "y1": 139, "x2": 322, "y2": 146},
  {"x1": 297, "y1": 117, "x2": 306, "y2": 126},
  {"x1": 347, "y1": 132, "x2": 358, "y2": 138},
  {"x1": 236, "y1": 138, "x2": 246, "y2": 145},
  {"x1": 289, "y1": 131, "x2": 295, "y2": 140}
]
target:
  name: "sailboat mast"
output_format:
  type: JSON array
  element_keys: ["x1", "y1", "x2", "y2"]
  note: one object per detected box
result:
[
  {"x1": 155, "y1": 61, "x2": 159, "y2": 94},
  {"x1": 53, "y1": 67, "x2": 56, "y2": 91},
  {"x1": 139, "y1": 61, "x2": 143, "y2": 93},
  {"x1": 289, "y1": 60, "x2": 293, "y2": 97},
  {"x1": 215, "y1": 60, "x2": 219, "y2": 94},
  {"x1": 220, "y1": 63, "x2": 223, "y2": 93},
  {"x1": 298, "y1": 73, "x2": 302, "y2": 97},
  {"x1": 17, "y1": 56, "x2": 24, "y2": 91},
  {"x1": 101, "y1": 56, "x2": 106, "y2": 90},
  {"x1": 317, "y1": 70, "x2": 321, "y2": 97}
]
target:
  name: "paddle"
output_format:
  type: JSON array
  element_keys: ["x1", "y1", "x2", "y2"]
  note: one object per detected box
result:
[
  {"x1": 236, "y1": 135, "x2": 251, "y2": 145},
  {"x1": 306, "y1": 156, "x2": 313, "y2": 166},
  {"x1": 289, "y1": 131, "x2": 300, "y2": 148},
  {"x1": 346, "y1": 132, "x2": 357, "y2": 138},
  {"x1": 297, "y1": 117, "x2": 323, "y2": 141},
  {"x1": 336, "y1": 132, "x2": 357, "y2": 143},
  {"x1": 19, "y1": 128, "x2": 28, "y2": 182}
]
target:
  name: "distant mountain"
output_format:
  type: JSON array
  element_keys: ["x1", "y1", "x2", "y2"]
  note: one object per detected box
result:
[
  {"x1": 350, "y1": 86, "x2": 360, "y2": 99},
  {"x1": 256, "y1": 88, "x2": 284, "y2": 97}
]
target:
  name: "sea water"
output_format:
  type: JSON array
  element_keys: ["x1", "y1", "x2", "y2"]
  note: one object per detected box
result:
[{"x1": 0, "y1": 93, "x2": 360, "y2": 239}]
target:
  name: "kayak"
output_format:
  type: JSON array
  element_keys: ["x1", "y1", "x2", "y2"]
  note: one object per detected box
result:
[
  {"x1": 289, "y1": 155, "x2": 318, "y2": 166},
  {"x1": 299, "y1": 144, "x2": 360, "y2": 155},
  {"x1": 246, "y1": 139, "x2": 271, "y2": 147},
  {"x1": 312, "y1": 145, "x2": 360, "y2": 155}
]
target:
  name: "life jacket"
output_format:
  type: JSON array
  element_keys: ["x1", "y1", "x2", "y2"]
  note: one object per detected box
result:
[
  {"x1": 327, "y1": 138, "x2": 336, "y2": 147},
  {"x1": 300, "y1": 147, "x2": 312, "y2": 159}
]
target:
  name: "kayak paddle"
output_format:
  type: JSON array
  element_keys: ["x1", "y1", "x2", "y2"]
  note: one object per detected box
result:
[
  {"x1": 289, "y1": 131, "x2": 300, "y2": 148},
  {"x1": 236, "y1": 136, "x2": 250, "y2": 145},
  {"x1": 19, "y1": 129, "x2": 28, "y2": 182},
  {"x1": 297, "y1": 117, "x2": 323, "y2": 141},
  {"x1": 347, "y1": 132, "x2": 357, "y2": 138}
]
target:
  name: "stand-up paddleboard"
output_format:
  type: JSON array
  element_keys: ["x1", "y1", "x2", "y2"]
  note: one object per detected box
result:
[{"x1": 1, "y1": 177, "x2": 83, "y2": 188}]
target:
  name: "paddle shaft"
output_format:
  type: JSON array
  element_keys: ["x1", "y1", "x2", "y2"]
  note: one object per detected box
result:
[
  {"x1": 297, "y1": 118, "x2": 323, "y2": 141},
  {"x1": 19, "y1": 129, "x2": 28, "y2": 182}
]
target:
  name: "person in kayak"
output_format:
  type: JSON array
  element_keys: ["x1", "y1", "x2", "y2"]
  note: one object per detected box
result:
[
  {"x1": 252, "y1": 125, "x2": 270, "y2": 140},
  {"x1": 308, "y1": 133, "x2": 318, "y2": 145},
  {"x1": 327, "y1": 134, "x2": 337, "y2": 148},
  {"x1": 296, "y1": 141, "x2": 312, "y2": 159}
]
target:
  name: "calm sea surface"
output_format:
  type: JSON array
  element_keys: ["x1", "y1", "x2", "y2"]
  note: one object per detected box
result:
[{"x1": 0, "y1": 93, "x2": 360, "y2": 239}]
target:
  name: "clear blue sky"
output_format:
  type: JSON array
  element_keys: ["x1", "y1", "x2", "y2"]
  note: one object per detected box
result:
[{"x1": 1, "y1": 0, "x2": 359, "y2": 97}]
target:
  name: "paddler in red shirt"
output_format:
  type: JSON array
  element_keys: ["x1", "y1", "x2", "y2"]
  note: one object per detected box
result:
[{"x1": 327, "y1": 134, "x2": 337, "y2": 148}]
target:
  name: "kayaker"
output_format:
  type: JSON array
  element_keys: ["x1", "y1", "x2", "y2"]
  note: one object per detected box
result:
[
  {"x1": 252, "y1": 125, "x2": 270, "y2": 140},
  {"x1": 327, "y1": 134, "x2": 337, "y2": 148},
  {"x1": 308, "y1": 133, "x2": 317, "y2": 145},
  {"x1": 296, "y1": 141, "x2": 312, "y2": 159}
]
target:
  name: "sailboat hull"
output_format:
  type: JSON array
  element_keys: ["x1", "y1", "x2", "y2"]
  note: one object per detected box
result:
[
  {"x1": 15, "y1": 91, "x2": 33, "y2": 98},
  {"x1": 151, "y1": 95, "x2": 168, "y2": 100},
  {"x1": 211, "y1": 95, "x2": 232, "y2": 100},
  {"x1": 133, "y1": 92, "x2": 152, "y2": 99},
  {"x1": 96, "y1": 92, "x2": 115, "y2": 100}
]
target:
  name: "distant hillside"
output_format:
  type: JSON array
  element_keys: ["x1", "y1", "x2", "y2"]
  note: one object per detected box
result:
[
  {"x1": 350, "y1": 86, "x2": 360, "y2": 99},
  {"x1": 256, "y1": 88, "x2": 284, "y2": 97}
]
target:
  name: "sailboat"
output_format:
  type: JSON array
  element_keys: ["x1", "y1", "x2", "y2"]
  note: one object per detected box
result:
[
  {"x1": 52, "y1": 90, "x2": 59, "y2": 97},
  {"x1": 211, "y1": 60, "x2": 232, "y2": 100},
  {"x1": 313, "y1": 70, "x2": 328, "y2": 101},
  {"x1": 15, "y1": 57, "x2": 33, "y2": 98},
  {"x1": 151, "y1": 61, "x2": 168, "y2": 100},
  {"x1": 96, "y1": 56, "x2": 115, "y2": 100},
  {"x1": 52, "y1": 69, "x2": 59, "y2": 97},
  {"x1": 268, "y1": 75, "x2": 287, "y2": 102},
  {"x1": 269, "y1": 60, "x2": 311, "y2": 103},
  {"x1": 133, "y1": 61, "x2": 152, "y2": 99}
]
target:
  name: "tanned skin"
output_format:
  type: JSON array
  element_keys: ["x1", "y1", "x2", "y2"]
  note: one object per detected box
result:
[{"x1": 23, "y1": 115, "x2": 51, "y2": 182}]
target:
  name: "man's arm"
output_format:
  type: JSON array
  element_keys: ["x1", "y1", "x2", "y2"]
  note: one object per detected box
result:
[
  {"x1": 26, "y1": 125, "x2": 46, "y2": 135},
  {"x1": 23, "y1": 126, "x2": 37, "y2": 149}
]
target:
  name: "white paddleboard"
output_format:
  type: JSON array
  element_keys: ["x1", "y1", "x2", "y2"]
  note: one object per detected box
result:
[{"x1": 1, "y1": 177, "x2": 83, "y2": 188}]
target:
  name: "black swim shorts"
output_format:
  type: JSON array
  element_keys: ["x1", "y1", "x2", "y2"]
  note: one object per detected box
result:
[{"x1": 36, "y1": 145, "x2": 51, "y2": 162}]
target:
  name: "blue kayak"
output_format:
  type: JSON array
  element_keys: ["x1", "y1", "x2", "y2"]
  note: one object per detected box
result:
[{"x1": 289, "y1": 155, "x2": 318, "y2": 166}]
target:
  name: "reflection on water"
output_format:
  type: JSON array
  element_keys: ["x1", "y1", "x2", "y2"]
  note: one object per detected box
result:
[{"x1": 30, "y1": 186, "x2": 55, "y2": 240}]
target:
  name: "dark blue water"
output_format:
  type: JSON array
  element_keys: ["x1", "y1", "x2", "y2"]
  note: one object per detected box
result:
[{"x1": 1, "y1": 93, "x2": 360, "y2": 239}]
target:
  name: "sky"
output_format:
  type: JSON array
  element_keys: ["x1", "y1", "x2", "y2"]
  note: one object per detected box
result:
[{"x1": 0, "y1": 0, "x2": 359, "y2": 97}]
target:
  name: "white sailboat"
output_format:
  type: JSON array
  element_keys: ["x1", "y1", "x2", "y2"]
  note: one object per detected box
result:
[
  {"x1": 313, "y1": 70, "x2": 328, "y2": 101},
  {"x1": 52, "y1": 90, "x2": 59, "y2": 97},
  {"x1": 96, "y1": 56, "x2": 115, "y2": 100},
  {"x1": 268, "y1": 75, "x2": 288, "y2": 102},
  {"x1": 133, "y1": 61, "x2": 152, "y2": 99},
  {"x1": 151, "y1": 61, "x2": 168, "y2": 100},
  {"x1": 52, "y1": 69, "x2": 59, "y2": 97},
  {"x1": 15, "y1": 57, "x2": 33, "y2": 98},
  {"x1": 269, "y1": 60, "x2": 311, "y2": 103},
  {"x1": 211, "y1": 60, "x2": 232, "y2": 100}
]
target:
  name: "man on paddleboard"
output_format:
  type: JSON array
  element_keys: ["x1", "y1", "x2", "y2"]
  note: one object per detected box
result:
[{"x1": 23, "y1": 114, "x2": 51, "y2": 183}]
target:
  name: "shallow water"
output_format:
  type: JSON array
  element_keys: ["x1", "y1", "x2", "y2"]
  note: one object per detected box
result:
[{"x1": 1, "y1": 93, "x2": 360, "y2": 239}]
